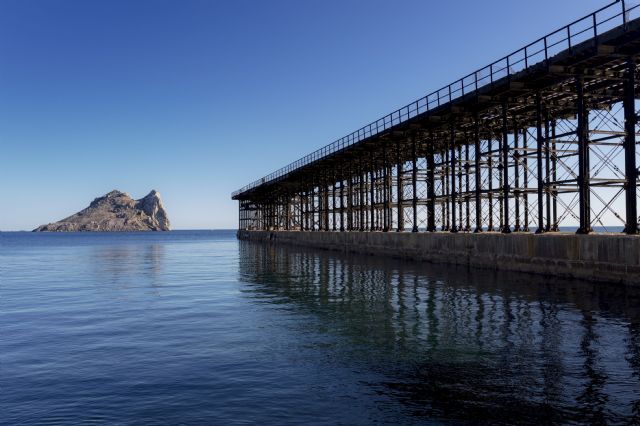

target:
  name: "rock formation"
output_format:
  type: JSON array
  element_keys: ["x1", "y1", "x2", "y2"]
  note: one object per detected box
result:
[{"x1": 34, "y1": 190, "x2": 171, "y2": 232}]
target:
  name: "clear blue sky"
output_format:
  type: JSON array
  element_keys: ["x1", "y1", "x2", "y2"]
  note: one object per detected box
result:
[{"x1": 0, "y1": 0, "x2": 607, "y2": 230}]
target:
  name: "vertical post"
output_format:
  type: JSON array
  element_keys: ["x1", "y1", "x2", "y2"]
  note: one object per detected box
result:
[
  {"x1": 412, "y1": 137, "x2": 418, "y2": 232},
  {"x1": 360, "y1": 159, "x2": 365, "y2": 231},
  {"x1": 340, "y1": 177, "x2": 345, "y2": 232},
  {"x1": 551, "y1": 120, "x2": 559, "y2": 231},
  {"x1": 502, "y1": 100, "x2": 511, "y2": 233},
  {"x1": 285, "y1": 196, "x2": 291, "y2": 230},
  {"x1": 308, "y1": 187, "x2": 312, "y2": 231},
  {"x1": 488, "y1": 134, "x2": 494, "y2": 231},
  {"x1": 317, "y1": 184, "x2": 322, "y2": 231},
  {"x1": 387, "y1": 163, "x2": 392, "y2": 231},
  {"x1": 370, "y1": 152, "x2": 375, "y2": 231},
  {"x1": 576, "y1": 77, "x2": 591, "y2": 234},
  {"x1": 302, "y1": 192, "x2": 307, "y2": 231},
  {"x1": 498, "y1": 130, "x2": 504, "y2": 231},
  {"x1": 624, "y1": 56, "x2": 638, "y2": 234},
  {"x1": 300, "y1": 192, "x2": 305, "y2": 231},
  {"x1": 465, "y1": 140, "x2": 471, "y2": 231},
  {"x1": 450, "y1": 123, "x2": 458, "y2": 232},
  {"x1": 382, "y1": 142, "x2": 389, "y2": 232},
  {"x1": 304, "y1": 189, "x2": 311, "y2": 231},
  {"x1": 474, "y1": 116, "x2": 482, "y2": 232},
  {"x1": 320, "y1": 177, "x2": 325, "y2": 231},
  {"x1": 264, "y1": 202, "x2": 268, "y2": 231},
  {"x1": 396, "y1": 139, "x2": 404, "y2": 232},
  {"x1": 325, "y1": 181, "x2": 330, "y2": 231},
  {"x1": 444, "y1": 143, "x2": 450, "y2": 231},
  {"x1": 375, "y1": 169, "x2": 380, "y2": 230},
  {"x1": 458, "y1": 144, "x2": 463, "y2": 231},
  {"x1": 523, "y1": 129, "x2": 530, "y2": 232},
  {"x1": 347, "y1": 170, "x2": 353, "y2": 231},
  {"x1": 308, "y1": 188, "x2": 313, "y2": 231},
  {"x1": 262, "y1": 202, "x2": 266, "y2": 230},
  {"x1": 536, "y1": 92, "x2": 545, "y2": 234},
  {"x1": 332, "y1": 181, "x2": 337, "y2": 231},
  {"x1": 273, "y1": 200, "x2": 277, "y2": 230},
  {"x1": 514, "y1": 126, "x2": 521, "y2": 231},
  {"x1": 312, "y1": 184, "x2": 317, "y2": 231},
  {"x1": 298, "y1": 194, "x2": 302, "y2": 231},
  {"x1": 427, "y1": 137, "x2": 436, "y2": 232},
  {"x1": 545, "y1": 113, "x2": 551, "y2": 232},
  {"x1": 312, "y1": 186, "x2": 316, "y2": 231},
  {"x1": 315, "y1": 184, "x2": 319, "y2": 231}
]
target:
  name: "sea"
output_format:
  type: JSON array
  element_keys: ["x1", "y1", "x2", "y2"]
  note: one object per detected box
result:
[{"x1": 2, "y1": 230, "x2": 640, "y2": 425}]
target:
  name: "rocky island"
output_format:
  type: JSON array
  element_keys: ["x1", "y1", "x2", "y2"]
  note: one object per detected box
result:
[{"x1": 34, "y1": 190, "x2": 171, "y2": 232}]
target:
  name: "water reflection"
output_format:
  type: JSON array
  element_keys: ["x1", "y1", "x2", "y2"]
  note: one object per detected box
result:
[
  {"x1": 238, "y1": 241, "x2": 640, "y2": 423},
  {"x1": 90, "y1": 244, "x2": 165, "y2": 289}
]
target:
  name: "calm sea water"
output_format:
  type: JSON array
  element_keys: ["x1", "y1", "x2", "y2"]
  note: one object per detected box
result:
[{"x1": 2, "y1": 230, "x2": 640, "y2": 425}]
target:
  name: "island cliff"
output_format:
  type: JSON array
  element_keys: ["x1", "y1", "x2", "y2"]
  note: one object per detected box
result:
[{"x1": 34, "y1": 190, "x2": 171, "y2": 232}]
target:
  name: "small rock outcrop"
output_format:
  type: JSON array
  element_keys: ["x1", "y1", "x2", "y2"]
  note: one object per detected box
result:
[{"x1": 34, "y1": 190, "x2": 171, "y2": 232}]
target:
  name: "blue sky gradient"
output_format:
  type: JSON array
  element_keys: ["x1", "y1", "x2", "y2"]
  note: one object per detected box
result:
[{"x1": 0, "y1": 0, "x2": 606, "y2": 230}]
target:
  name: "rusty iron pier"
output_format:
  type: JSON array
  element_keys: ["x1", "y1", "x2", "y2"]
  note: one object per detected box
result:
[{"x1": 233, "y1": 1, "x2": 640, "y2": 238}]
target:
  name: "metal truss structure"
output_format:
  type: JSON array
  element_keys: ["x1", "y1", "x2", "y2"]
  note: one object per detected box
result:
[{"x1": 234, "y1": 1, "x2": 640, "y2": 235}]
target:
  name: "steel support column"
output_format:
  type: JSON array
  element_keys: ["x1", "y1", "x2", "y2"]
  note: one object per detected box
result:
[
  {"x1": 523, "y1": 129, "x2": 530, "y2": 232},
  {"x1": 382, "y1": 142, "x2": 389, "y2": 232},
  {"x1": 464, "y1": 139, "x2": 471, "y2": 231},
  {"x1": 300, "y1": 192, "x2": 305, "y2": 231},
  {"x1": 474, "y1": 117, "x2": 482, "y2": 232},
  {"x1": 369, "y1": 152, "x2": 375, "y2": 231},
  {"x1": 551, "y1": 120, "x2": 559, "y2": 231},
  {"x1": 396, "y1": 139, "x2": 404, "y2": 232},
  {"x1": 502, "y1": 100, "x2": 511, "y2": 233},
  {"x1": 347, "y1": 171, "x2": 353, "y2": 231},
  {"x1": 332, "y1": 181, "x2": 337, "y2": 231},
  {"x1": 340, "y1": 177, "x2": 345, "y2": 232},
  {"x1": 544, "y1": 113, "x2": 551, "y2": 232},
  {"x1": 514, "y1": 126, "x2": 521, "y2": 231},
  {"x1": 359, "y1": 159, "x2": 365, "y2": 231},
  {"x1": 536, "y1": 92, "x2": 545, "y2": 234},
  {"x1": 427, "y1": 138, "x2": 436, "y2": 232},
  {"x1": 576, "y1": 77, "x2": 592, "y2": 234},
  {"x1": 488, "y1": 133, "x2": 494, "y2": 231},
  {"x1": 411, "y1": 137, "x2": 418, "y2": 232},
  {"x1": 285, "y1": 196, "x2": 290, "y2": 230},
  {"x1": 624, "y1": 56, "x2": 638, "y2": 234},
  {"x1": 450, "y1": 123, "x2": 458, "y2": 232}
]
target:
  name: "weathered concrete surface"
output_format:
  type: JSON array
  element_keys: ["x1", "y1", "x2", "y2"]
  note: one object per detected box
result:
[{"x1": 237, "y1": 230, "x2": 640, "y2": 286}]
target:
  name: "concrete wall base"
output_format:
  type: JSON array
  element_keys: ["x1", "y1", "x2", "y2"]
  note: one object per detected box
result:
[{"x1": 237, "y1": 230, "x2": 640, "y2": 286}]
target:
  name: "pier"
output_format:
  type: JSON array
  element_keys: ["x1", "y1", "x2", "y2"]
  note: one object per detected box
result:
[{"x1": 233, "y1": 1, "x2": 640, "y2": 283}]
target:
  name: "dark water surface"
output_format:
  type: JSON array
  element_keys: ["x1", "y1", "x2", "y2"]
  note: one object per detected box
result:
[{"x1": 2, "y1": 230, "x2": 640, "y2": 425}]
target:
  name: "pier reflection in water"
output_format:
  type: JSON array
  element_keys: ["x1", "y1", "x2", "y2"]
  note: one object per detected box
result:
[{"x1": 239, "y1": 241, "x2": 640, "y2": 424}]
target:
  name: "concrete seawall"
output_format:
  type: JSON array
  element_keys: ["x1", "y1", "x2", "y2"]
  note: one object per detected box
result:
[{"x1": 237, "y1": 230, "x2": 640, "y2": 286}]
